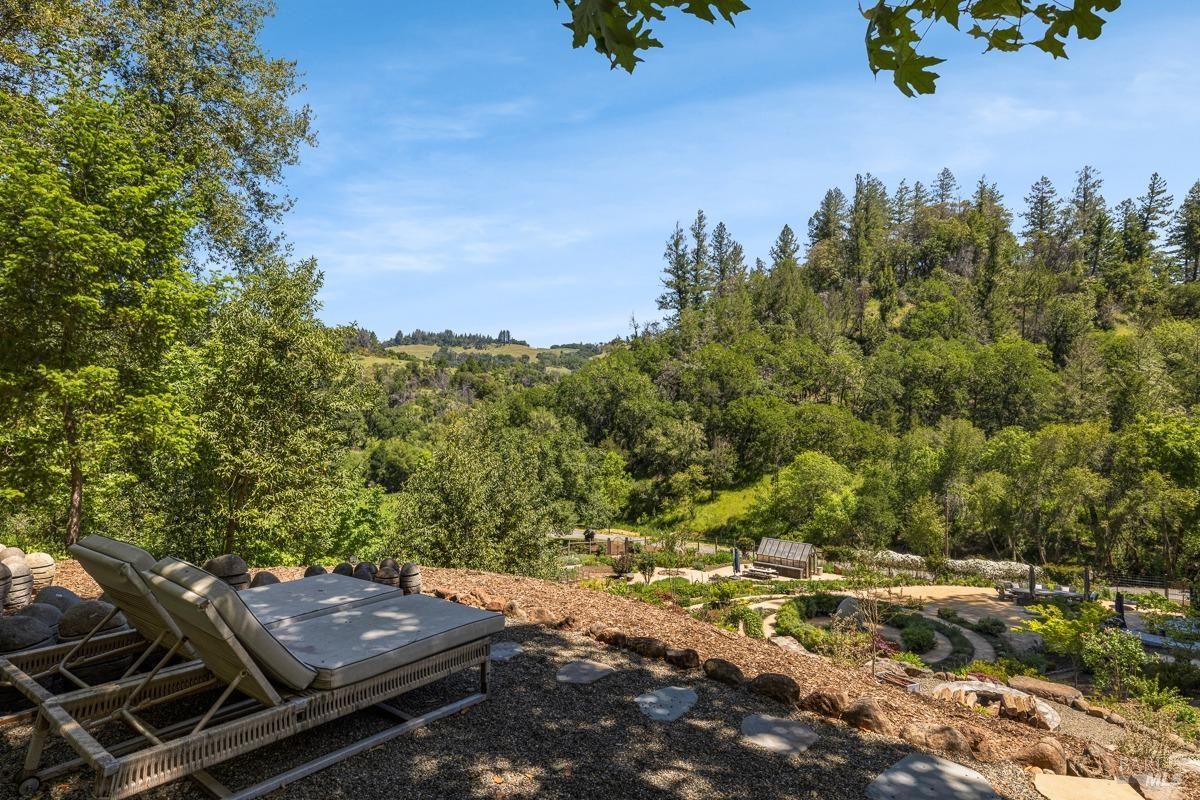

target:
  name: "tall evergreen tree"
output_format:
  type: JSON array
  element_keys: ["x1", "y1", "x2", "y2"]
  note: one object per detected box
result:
[
  {"x1": 1137, "y1": 172, "x2": 1175, "y2": 244},
  {"x1": 769, "y1": 224, "x2": 801, "y2": 269},
  {"x1": 687, "y1": 209, "x2": 711, "y2": 307},
  {"x1": 1022, "y1": 176, "x2": 1060, "y2": 238},
  {"x1": 1065, "y1": 166, "x2": 1110, "y2": 275},
  {"x1": 657, "y1": 223, "x2": 691, "y2": 321},
  {"x1": 709, "y1": 221, "x2": 746, "y2": 295},
  {"x1": 846, "y1": 174, "x2": 889, "y2": 285},
  {"x1": 807, "y1": 188, "x2": 849, "y2": 246},
  {"x1": 934, "y1": 167, "x2": 960, "y2": 212},
  {"x1": 1169, "y1": 181, "x2": 1200, "y2": 282}
]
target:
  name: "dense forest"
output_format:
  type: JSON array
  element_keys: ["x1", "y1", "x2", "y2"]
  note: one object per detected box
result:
[
  {"x1": 2, "y1": 1, "x2": 1197, "y2": 585},
  {"x1": 386, "y1": 329, "x2": 528, "y2": 348}
]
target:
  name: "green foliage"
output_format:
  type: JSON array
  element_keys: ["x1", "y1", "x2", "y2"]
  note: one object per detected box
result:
[
  {"x1": 901, "y1": 620, "x2": 936, "y2": 654},
  {"x1": 1021, "y1": 601, "x2": 1111, "y2": 680},
  {"x1": 0, "y1": 88, "x2": 203, "y2": 549},
  {"x1": 554, "y1": 1, "x2": 1122, "y2": 96},
  {"x1": 1082, "y1": 628, "x2": 1147, "y2": 698},
  {"x1": 890, "y1": 650, "x2": 927, "y2": 669},
  {"x1": 721, "y1": 604, "x2": 765, "y2": 638},
  {"x1": 972, "y1": 616, "x2": 1008, "y2": 636}
]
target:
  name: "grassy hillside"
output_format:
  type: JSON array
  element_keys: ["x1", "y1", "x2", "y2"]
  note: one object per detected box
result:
[
  {"x1": 386, "y1": 343, "x2": 578, "y2": 362},
  {"x1": 627, "y1": 478, "x2": 770, "y2": 540}
]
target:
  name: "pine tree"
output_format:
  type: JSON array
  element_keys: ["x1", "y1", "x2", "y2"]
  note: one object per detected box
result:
[
  {"x1": 1066, "y1": 166, "x2": 1112, "y2": 276},
  {"x1": 847, "y1": 173, "x2": 889, "y2": 285},
  {"x1": 709, "y1": 221, "x2": 746, "y2": 295},
  {"x1": 912, "y1": 180, "x2": 931, "y2": 210},
  {"x1": 688, "y1": 209, "x2": 711, "y2": 307},
  {"x1": 657, "y1": 222, "x2": 691, "y2": 321},
  {"x1": 1137, "y1": 172, "x2": 1174, "y2": 241},
  {"x1": 891, "y1": 179, "x2": 913, "y2": 230},
  {"x1": 934, "y1": 167, "x2": 959, "y2": 212},
  {"x1": 1170, "y1": 180, "x2": 1200, "y2": 282},
  {"x1": 807, "y1": 188, "x2": 849, "y2": 246},
  {"x1": 1022, "y1": 176, "x2": 1060, "y2": 238},
  {"x1": 769, "y1": 224, "x2": 801, "y2": 269}
]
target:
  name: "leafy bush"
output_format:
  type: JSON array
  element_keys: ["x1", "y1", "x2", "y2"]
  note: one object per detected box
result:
[
  {"x1": 901, "y1": 621, "x2": 937, "y2": 653},
  {"x1": 1082, "y1": 628, "x2": 1148, "y2": 698},
  {"x1": 721, "y1": 605, "x2": 765, "y2": 639},
  {"x1": 891, "y1": 650, "x2": 926, "y2": 669},
  {"x1": 972, "y1": 616, "x2": 1008, "y2": 636},
  {"x1": 937, "y1": 607, "x2": 962, "y2": 622},
  {"x1": 1141, "y1": 655, "x2": 1200, "y2": 696}
]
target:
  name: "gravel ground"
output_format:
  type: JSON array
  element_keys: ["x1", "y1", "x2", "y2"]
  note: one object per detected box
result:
[
  {"x1": 0, "y1": 625, "x2": 1043, "y2": 800},
  {"x1": 17, "y1": 562, "x2": 1200, "y2": 799}
]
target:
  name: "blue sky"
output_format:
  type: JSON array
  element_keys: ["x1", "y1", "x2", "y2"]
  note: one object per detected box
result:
[{"x1": 261, "y1": 2, "x2": 1199, "y2": 346}]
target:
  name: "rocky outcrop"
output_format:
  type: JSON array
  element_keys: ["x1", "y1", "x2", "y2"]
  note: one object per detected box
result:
[{"x1": 899, "y1": 722, "x2": 972, "y2": 756}]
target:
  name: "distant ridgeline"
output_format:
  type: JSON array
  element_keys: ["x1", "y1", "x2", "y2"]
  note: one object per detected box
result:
[{"x1": 386, "y1": 329, "x2": 528, "y2": 348}]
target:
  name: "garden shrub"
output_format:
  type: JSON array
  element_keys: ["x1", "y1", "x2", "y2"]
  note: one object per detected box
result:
[
  {"x1": 971, "y1": 616, "x2": 1007, "y2": 636},
  {"x1": 891, "y1": 650, "x2": 926, "y2": 669},
  {"x1": 937, "y1": 607, "x2": 962, "y2": 622},
  {"x1": 722, "y1": 605, "x2": 765, "y2": 639},
  {"x1": 901, "y1": 621, "x2": 937, "y2": 654}
]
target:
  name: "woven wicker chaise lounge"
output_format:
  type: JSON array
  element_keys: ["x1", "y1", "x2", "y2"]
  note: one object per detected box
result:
[{"x1": 18, "y1": 556, "x2": 503, "y2": 799}]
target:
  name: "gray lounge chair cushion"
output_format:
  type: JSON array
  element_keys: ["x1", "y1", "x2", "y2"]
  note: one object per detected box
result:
[
  {"x1": 151, "y1": 557, "x2": 319, "y2": 692},
  {"x1": 69, "y1": 535, "x2": 176, "y2": 644},
  {"x1": 240, "y1": 573, "x2": 403, "y2": 627},
  {"x1": 265, "y1": 591, "x2": 505, "y2": 689}
]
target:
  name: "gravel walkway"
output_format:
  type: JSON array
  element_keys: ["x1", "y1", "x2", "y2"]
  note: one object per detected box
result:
[{"x1": 921, "y1": 613, "x2": 996, "y2": 663}]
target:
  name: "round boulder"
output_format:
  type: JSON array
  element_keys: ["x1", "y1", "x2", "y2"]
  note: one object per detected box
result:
[
  {"x1": 748, "y1": 672, "x2": 802, "y2": 705},
  {"x1": 375, "y1": 566, "x2": 399, "y2": 586},
  {"x1": 841, "y1": 697, "x2": 897, "y2": 737},
  {"x1": 352, "y1": 563, "x2": 376, "y2": 581},
  {"x1": 203, "y1": 554, "x2": 249, "y2": 578},
  {"x1": 59, "y1": 600, "x2": 127, "y2": 640},
  {"x1": 303, "y1": 565, "x2": 327, "y2": 577},
  {"x1": 800, "y1": 689, "x2": 850, "y2": 718},
  {"x1": 1013, "y1": 737, "x2": 1066, "y2": 775},
  {"x1": 0, "y1": 546, "x2": 26, "y2": 562},
  {"x1": 380, "y1": 557, "x2": 400, "y2": 571},
  {"x1": 332, "y1": 562, "x2": 354, "y2": 577},
  {"x1": 703, "y1": 657, "x2": 745, "y2": 686},
  {"x1": 250, "y1": 571, "x2": 280, "y2": 588},
  {"x1": 17, "y1": 603, "x2": 62, "y2": 629},
  {"x1": 35, "y1": 586, "x2": 81, "y2": 612},
  {"x1": 0, "y1": 616, "x2": 54, "y2": 653},
  {"x1": 3, "y1": 556, "x2": 30, "y2": 580}
]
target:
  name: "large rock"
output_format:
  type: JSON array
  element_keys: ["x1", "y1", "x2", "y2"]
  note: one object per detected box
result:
[
  {"x1": 203, "y1": 554, "x2": 248, "y2": 578},
  {"x1": 352, "y1": 563, "x2": 376, "y2": 581},
  {"x1": 0, "y1": 616, "x2": 54, "y2": 652},
  {"x1": 899, "y1": 722, "x2": 972, "y2": 756},
  {"x1": 1009, "y1": 675, "x2": 1082, "y2": 705},
  {"x1": 1013, "y1": 737, "x2": 1066, "y2": 775},
  {"x1": 634, "y1": 686, "x2": 697, "y2": 722},
  {"x1": 303, "y1": 565, "x2": 327, "y2": 577},
  {"x1": 833, "y1": 596, "x2": 861, "y2": 624},
  {"x1": 34, "y1": 586, "x2": 81, "y2": 612},
  {"x1": 703, "y1": 658, "x2": 744, "y2": 686},
  {"x1": 748, "y1": 673, "x2": 802, "y2": 705},
  {"x1": 842, "y1": 698, "x2": 896, "y2": 737},
  {"x1": 59, "y1": 600, "x2": 127, "y2": 639},
  {"x1": 740, "y1": 713, "x2": 819, "y2": 755},
  {"x1": 927, "y1": 679, "x2": 1060, "y2": 730},
  {"x1": 627, "y1": 636, "x2": 668, "y2": 659},
  {"x1": 17, "y1": 603, "x2": 62, "y2": 629},
  {"x1": 250, "y1": 571, "x2": 280, "y2": 588},
  {"x1": 379, "y1": 557, "x2": 400, "y2": 571},
  {"x1": 1033, "y1": 774, "x2": 1143, "y2": 800},
  {"x1": 664, "y1": 648, "x2": 700, "y2": 669},
  {"x1": 596, "y1": 627, "x2": 628, "y2": 648},
  {"x1": 0, "y1": 546, "x2": 25, "y2": 562},
  {"x1": 332, "y1": 562, "x2": 353, "y2": 576},
  {"x1": 800, "y1": 689, "x2": 849, "y2": 717},
  {"x1": 1066, "y1": 742, "x2": 1118, "y2": 779}
]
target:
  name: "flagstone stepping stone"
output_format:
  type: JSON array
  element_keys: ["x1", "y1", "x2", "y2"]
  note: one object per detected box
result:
[
  {"x1": 740, "y1": 713, "x2": 819, "y2": 754},
  {"x1": 489, "y1": 641, "x2": 524, "y2": 661},
  {"x1": 634, "y1": 686, "x2": 697, "y2": 722},
  {"x1": 866, "y1": 753, "x2": 1000, "y2": 800},
  {"x1": 1031, "y1": 773, "x2": 1142, "y2": 800},
  {"x1": 556, "y1": 659, "x2": 616, "y2": 684}
]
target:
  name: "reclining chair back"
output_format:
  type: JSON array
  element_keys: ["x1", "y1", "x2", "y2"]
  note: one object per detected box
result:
[
  {"x1": 145, "y1": 557, "x2": 320, "y2": 706},
  {"x1": 68, "y1": 536, "x2": 192, "y2": 655}
]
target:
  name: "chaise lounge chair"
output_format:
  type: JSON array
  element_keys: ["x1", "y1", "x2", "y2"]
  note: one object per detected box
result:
[{"x1": 19, "y1": 556, "x2": 503, "y2": 799}]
